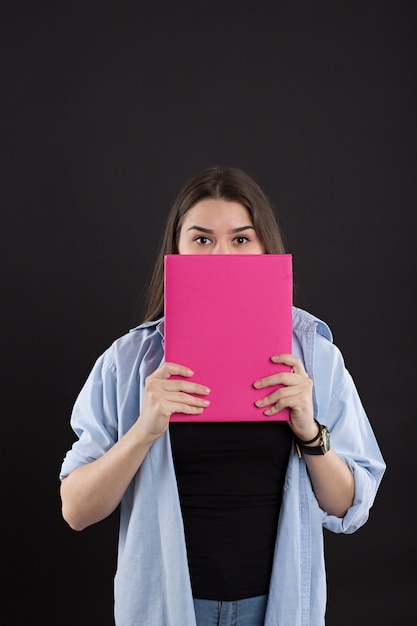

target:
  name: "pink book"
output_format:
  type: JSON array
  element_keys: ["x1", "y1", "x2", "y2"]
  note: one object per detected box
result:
[{"x1": 164, "y1": 254, "x2": 293, "y2": 421}]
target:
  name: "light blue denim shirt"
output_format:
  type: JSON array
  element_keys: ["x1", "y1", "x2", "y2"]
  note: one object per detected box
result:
[{"x1": 60, "y1": 307, "x2": 386, "y2": 626}]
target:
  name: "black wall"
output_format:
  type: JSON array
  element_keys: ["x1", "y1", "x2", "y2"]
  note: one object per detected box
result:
[{"x1": 3, "y1": 2, "x2": 416, "y2": 624}]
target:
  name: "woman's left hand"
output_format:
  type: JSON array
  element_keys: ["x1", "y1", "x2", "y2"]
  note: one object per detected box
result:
[
  {"x1": 254, "y1": 354, "x2": 356, "y2": 518},
  {"x1": 253, "y1": 354, "x2": 317, "y2": 440}
]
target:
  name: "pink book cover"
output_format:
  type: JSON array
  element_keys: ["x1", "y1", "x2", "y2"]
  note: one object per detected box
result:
[{"x1": 164, "y1": 254, "x2": 293, "y2": 422}]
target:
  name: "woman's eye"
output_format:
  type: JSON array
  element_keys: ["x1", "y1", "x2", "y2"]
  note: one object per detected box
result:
[
  {"x1": 234, "y1": 236, "x2": 249, "y2": 245},
  {"x1": 194, "y1": 236, "x2": 211, "y2": 245}
]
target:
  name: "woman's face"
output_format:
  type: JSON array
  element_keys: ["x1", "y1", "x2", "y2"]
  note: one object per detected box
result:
[{"x1": 177, "y1": 199, "x2": 264, "y2": 255}]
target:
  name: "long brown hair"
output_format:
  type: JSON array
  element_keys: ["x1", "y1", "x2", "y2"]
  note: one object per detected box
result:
[{"x1": 142, "y1": 165, "x2": 287, "y2": 322}]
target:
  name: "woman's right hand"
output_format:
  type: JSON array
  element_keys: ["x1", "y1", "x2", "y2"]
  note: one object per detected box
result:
[
  {"x1": 61, "y1": 362, "x2": 210, "y2": 531},
  {"x1": 136, "y1": 362, "x2": 211, "y2": 441}
]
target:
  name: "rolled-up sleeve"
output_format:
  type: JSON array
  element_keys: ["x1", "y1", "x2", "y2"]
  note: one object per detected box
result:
[
  {"x1": 59, "y1": 349, "x2": 118, "y2": 479},
  {"x1": 313, "y1": 333, "x2": 386, "y2": 534}
]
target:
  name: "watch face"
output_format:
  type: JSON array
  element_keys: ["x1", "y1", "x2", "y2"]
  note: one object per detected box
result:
[{"x1": 321, "y1": 427, "x2": 331, "y2": 452}]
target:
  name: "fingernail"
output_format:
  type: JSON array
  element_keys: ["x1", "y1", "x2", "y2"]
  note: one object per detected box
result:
[
  {"x1": 253, "y1": 381, "x2": 261, "y2": 388},
  {"x1": 202, "y1": 400, "x2": 210, "y2": 406}
]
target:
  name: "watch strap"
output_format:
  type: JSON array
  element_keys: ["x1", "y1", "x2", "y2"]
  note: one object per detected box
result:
[
  {"x1": 295, "y1": 442, "x2": 325, "y2": 456},
  {"x1": 295, "y1": 423, "x2": 330, "y2": 458},
  {"x1": 293, "y1": 420, "x2": 321, "y2": 445}
]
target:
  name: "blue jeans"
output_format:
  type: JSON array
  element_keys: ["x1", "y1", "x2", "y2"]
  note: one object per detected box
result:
[{"x1": 193, "y1": 595, "x2": 268, "y2": 626}]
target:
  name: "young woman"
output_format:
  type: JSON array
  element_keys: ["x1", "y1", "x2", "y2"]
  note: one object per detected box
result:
[{"x1": 59, "y1": 165, "x2": 385, "y2": 626}]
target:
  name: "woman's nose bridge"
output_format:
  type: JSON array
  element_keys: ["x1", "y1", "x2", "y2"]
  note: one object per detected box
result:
[{"x1": 213, "y1": 238, "x2": 230, "y2": 254}]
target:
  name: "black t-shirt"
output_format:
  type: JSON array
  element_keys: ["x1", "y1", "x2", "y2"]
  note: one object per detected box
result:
[{"x1": 169, "y1": 421, "x2": 293, "y2": 600}]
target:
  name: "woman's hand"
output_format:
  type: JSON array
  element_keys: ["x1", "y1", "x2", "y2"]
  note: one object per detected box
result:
[
  {"x1": 253, "y1": 354, "x2": 317, "y2": 441},
  {"x1": 137, "y1": 362, "x2": 211, "y2": 441},
  {"x1": 60, "y1": 362, "x2": 211, "y2": 531},
  {"x1": 253, "y1": 353, "x2": 354, "y2": 516}
]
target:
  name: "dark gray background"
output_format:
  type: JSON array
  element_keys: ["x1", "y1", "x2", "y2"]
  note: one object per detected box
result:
[{"x1": 2, "y1": 1, "x2": 415, "y2": 624}]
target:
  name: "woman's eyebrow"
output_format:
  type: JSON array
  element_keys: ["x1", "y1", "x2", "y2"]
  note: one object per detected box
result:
[
  {"x1": 186, "y1": 225, "x2": 255, "y2": 233},
  {"x1": 186, "y1": 225, "x2": 214, "y2": 233},
  {"x1": 228, "y1": 226, "x2": 255, "y2": 234}
]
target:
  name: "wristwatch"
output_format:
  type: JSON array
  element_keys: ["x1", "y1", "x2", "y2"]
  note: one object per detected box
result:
[{"x1": 294, "y1": 421, "x2": 331, "y2": 457}]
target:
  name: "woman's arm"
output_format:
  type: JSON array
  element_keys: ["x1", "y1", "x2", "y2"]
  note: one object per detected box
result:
[
  {"x1": 60, "y1": 362, "x2": 211, "y2": 531},
  {"x1": 253, "y1": 354, "x2": 355, "y2": 517}
]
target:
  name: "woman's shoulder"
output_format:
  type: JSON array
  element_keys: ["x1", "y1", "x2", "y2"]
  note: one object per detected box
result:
[
  {"x1": 116, "y1": 317, "x2": 163, "y2": 347},
  {"x1": 292, "y1": 306, "x2": 333, "y2": 342},
  {"x1": 128, "y1": 317, "x2": 164, "y2": 336},
  {"x1": 99, "y1": 318, "x2": 164, "y2": 367}
]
